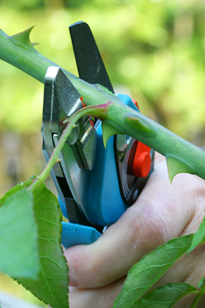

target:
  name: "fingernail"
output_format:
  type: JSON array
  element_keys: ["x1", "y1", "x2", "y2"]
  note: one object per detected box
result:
[{"x1": 69, "y1": 269, "x2": 79, "y2": 287}]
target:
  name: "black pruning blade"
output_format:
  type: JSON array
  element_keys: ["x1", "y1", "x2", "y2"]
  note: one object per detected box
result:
[{"x1": 69, "y1": 21, "x2": 114, "y2": 93}]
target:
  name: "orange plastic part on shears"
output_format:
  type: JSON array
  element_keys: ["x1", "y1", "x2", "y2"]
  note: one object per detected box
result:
[{"x1": 132, "y1": 99, "x2": 152, "y2": 178}]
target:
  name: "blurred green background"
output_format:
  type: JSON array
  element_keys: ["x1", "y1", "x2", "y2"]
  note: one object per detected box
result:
[{"x1": 0, "y1": 0, "x2": 205, "y2": 306}]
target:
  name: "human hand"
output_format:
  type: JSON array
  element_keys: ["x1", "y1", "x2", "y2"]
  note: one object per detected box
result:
[{"x1": 63, "y1": 154, "x2": 205, "y2": 307}]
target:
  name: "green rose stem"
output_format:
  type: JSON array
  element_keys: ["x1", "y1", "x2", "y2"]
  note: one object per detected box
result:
[
  {"x1": 1, "y1": 27, "x2": 205, "y2": 182},
  {"x1": 191, "y1": 279, "x2": 205, "y2": 308},
  {"x1": 0, "y1": 27, "x2": 119, "y2": 107}
]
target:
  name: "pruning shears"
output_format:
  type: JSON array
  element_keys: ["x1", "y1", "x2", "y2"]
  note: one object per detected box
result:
[{"x1": 42, "y1": 21, "x2": 154, "y2": 248}]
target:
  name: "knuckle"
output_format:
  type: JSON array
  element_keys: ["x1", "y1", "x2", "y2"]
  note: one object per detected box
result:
[{"x1": 126, "y1": 202, "x2": 169, "y2": 253}]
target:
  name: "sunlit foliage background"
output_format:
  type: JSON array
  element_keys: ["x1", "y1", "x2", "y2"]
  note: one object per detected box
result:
[{"x1": 0, "y1": 0, "x2": 205, "y2": 305}]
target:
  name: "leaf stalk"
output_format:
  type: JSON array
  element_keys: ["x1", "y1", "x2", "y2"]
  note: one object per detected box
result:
[
  {"x1": 191, "y1": 279, "x2": 205, "y2": 308},
  {"x1": 28, "y1": 104, "x2": 109, "y2": 191}
]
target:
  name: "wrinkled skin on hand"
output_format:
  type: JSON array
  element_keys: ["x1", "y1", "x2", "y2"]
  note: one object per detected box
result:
[{"x1": 52, "y1": 154, "x2": 205, "y2": 308}]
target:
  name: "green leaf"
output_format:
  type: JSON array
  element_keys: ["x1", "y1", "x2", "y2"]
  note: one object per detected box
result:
[
  {"x1": 18, "y1": 182, "x2": 69, "y2": 308},
  {"x1": 131, "y1": 283, "x2": 197, "y2": 308},
  {"x1": 166, "y1": 154, "x2": 194, "y2": 183},
  {"x1": 0, "y1": 178, "x2": 34, "y2": 208},
  {"x1": 188, "y1": 215, "x2": 205, "y2": 254},
  {"x1": 0, "y1": 189, "x2": 39, "y2": 278},
  {"x1": 113, "y1": 234, "x2": 193, "y2": 308},
  {"x1": 198, "y1": 277, "x2": 205, "y2": 289}
]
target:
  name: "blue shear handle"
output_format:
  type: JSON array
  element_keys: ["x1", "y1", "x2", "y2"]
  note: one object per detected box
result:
[{"x1": 61, "y1": 222, "x2": 101, "y2": 249}]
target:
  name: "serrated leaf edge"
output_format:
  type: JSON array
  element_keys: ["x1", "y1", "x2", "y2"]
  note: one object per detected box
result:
[
  {"x1": 113, "y1": 234, "x2": 193, "y2": 308},
  {"x1": 187, "y1": 215, "x2": 205, "y2": 254},
  {"x1": 130, "y1": 282, "x2": 197, "y2": 308}
]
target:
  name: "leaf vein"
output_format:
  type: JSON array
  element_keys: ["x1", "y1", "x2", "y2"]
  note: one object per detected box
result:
[{"x1": 39, "y1": 256, "x2": 65, "y2": 270}]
